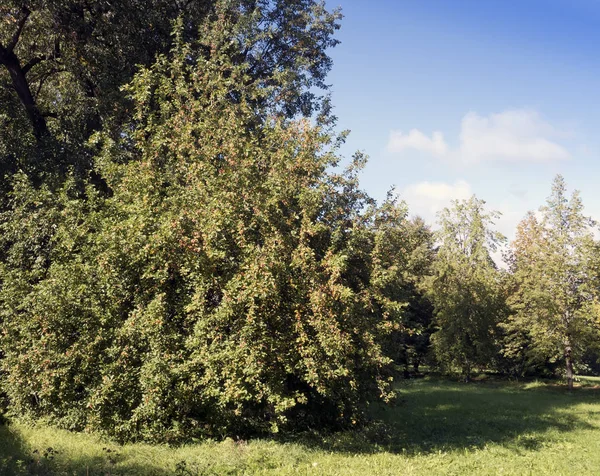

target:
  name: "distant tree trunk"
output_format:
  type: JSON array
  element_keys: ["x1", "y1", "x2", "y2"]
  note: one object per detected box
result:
[
  {"x1": 463, "y1": 359, "x2": 471, "y2": 383},
  {"x1": 565, "y1": 340, "x2": 574, "y2": 391},
  {"x1": 563, "y1": 313, "x2": 574, "y2": 391},
  {"x1": 403, "y1": 344, "x2": 410, "y2": 378}
]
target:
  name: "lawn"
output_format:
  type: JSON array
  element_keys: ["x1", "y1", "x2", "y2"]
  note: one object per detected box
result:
[{"x1": 1, "y1": 377, "x2": 599, "y2": 475}]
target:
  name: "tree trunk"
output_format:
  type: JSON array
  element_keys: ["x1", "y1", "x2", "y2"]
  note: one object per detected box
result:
[
  {"x1": 464, "y1": 359, "x2": 471, "y2": 383},
  {"x1": 0, "y1": 7, "x2": 49, "y2": 143},
  {"x1": 413, "y1": 360, "x2": 420, "y2": 374},
  {"x1": 565, "y1": 342, "x2": 574, "y2": 391},
  {"x1": 0, "y1": 48, "x2": 49, "y2": 141}
]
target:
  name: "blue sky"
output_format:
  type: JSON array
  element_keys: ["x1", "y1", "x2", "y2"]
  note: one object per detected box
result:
[{"x1": 325, "y1": 0, "x2": 600, "y2": 243}]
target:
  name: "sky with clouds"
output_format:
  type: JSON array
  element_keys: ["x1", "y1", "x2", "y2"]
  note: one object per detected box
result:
[{"x1": 325, "y1": 0, "x2": 600, "y2": 249}]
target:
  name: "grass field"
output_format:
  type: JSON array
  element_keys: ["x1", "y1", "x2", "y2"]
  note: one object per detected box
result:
[{"x1": 1, "y1": 376, "x2": 599, "y2": 475}]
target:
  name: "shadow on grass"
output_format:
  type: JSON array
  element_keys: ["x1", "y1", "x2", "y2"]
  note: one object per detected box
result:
[
  {"x1": 0, "y1": 422, "x2": 171, "y2": 476},
  {"x1": 289, "y1": 377, "x2": 600, "y2": 456}
]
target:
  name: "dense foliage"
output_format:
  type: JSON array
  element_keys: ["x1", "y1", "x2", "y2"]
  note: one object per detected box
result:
[{"x1": 0, "y1": 0, "x2": 341, "y2": 194}]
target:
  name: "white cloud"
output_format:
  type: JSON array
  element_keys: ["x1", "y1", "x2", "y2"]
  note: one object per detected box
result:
[
  {"x1": 402, "y1": 179, "x2": 472, "y2": 220},
  {"x1": 387, "y1": 109, "x2": 571, "y2": 164},
  {"x1": 458, "y1": 110, "x2": 571, "y2": 164},
  {"x1": 387, "y1": 129, "x2": 448, "y2": 156}
]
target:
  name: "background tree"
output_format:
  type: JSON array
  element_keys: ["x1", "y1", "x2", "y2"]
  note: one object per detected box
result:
[
  {"x1": 504, "y1": 175, "x2": 600, "y2": 389},
  {"x1": 375, "y1": 213, "x2": 435, "y2": 376},
  {"x1": 0, "y1": 0, "x2": 341, "y2": 182},
  {"x1": 428, "y1": 196, "x2": 507, "y2": 380}
]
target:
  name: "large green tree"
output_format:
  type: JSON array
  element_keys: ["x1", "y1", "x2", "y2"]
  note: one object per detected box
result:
[
  {"x1": 428, "y1": 196, "x2": 507, "y2": 380},
  {"x1": 504, "y1": 176, "x2": 600, "y2": 389},
  {"x1": 0, "y1": 3, "x2": 344, "y2": 433},
  {"x1": 0, "y1": 25, "x2": 401, "y2": 441}
]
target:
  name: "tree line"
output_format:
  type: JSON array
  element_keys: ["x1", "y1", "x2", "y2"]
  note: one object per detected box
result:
[{"x1": 1, "y1": 0, "x2": 599, "y2": 442}]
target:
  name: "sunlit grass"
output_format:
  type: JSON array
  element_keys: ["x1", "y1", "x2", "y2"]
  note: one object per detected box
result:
[
  {"x1": 578, "y1": 375, "x2": 600, "y2": 386},
  {"x1": 1, "y1": 377, "x2": 599, "y2": 475}
]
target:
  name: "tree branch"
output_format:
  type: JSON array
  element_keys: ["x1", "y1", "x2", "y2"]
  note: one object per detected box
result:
[
  {"x1": 22, "y1": 55, "x2": 46, "y2": 75},
  {"x1": 0, "y1": 43, "x2": 49, "y2": 141},
  {"x1": 23, "y1": 38, "x2": 61, "y2": 75},
  {"x1": 34, "y1": 68, "x2": 60, "y2": 99},
  {"x1": 7, "y1": 7, "x2": 32, "y2": 53}
]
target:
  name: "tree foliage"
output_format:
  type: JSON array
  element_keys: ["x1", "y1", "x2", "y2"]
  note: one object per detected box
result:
[{"x1": 377, "y1": 213, "x2": 435, "y2": 375}]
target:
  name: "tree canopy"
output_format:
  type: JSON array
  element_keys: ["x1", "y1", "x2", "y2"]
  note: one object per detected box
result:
[{"x1": 0, "y1": 16, "x2": 404, "y2": 441}]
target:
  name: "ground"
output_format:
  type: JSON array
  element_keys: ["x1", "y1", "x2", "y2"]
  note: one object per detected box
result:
[{"x1": 1, "y1": 376, "x2": 599, "y2": 475}]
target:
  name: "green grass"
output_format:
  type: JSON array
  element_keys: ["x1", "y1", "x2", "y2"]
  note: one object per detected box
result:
[{"x1": 1, "y1": 377, "x2": 600, "y2": 475}]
